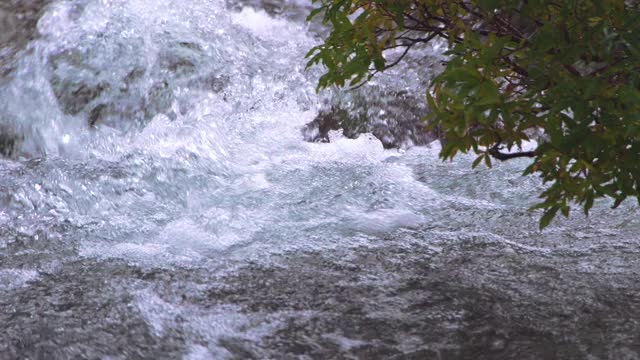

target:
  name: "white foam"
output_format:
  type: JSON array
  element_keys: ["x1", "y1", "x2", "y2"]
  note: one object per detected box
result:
[
  {"x1": 134, "y1": 288, "x2": 297, "y2": 358},
  {"x1": 230, "y1": 7, "x2": 307, "y2": 42},
  {"x1": 346, "y1": 208, "x2": 427, "y2": 234},
  {"x1": 0, "y1": 269, "x2": 39, "y2": 290}
]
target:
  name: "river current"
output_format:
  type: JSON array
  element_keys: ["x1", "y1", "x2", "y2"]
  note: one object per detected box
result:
[{"x1": 1, "y1": 0, "x2": 639, "y2": 359}]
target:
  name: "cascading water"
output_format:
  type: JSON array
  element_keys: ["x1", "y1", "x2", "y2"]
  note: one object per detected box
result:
[{"x1": 1, "y1": 0, "x2": 639, "y2": 358}]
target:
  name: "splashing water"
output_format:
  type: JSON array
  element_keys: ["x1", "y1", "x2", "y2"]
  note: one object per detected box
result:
[{"x1": 1, "y1": 0, "x2": 639, "y2": 358}]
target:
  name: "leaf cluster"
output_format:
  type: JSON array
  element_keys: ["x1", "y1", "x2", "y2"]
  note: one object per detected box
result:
[{"x1": 307, "y1": 0, "x2": 640, "y2": 228}]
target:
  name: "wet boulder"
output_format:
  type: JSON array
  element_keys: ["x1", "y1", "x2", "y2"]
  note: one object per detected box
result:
[
  {"x1": 303, "y1": 88, "x2": 438, "y2": 149},
  {"x1": 0, "y1": 0, "x2": 54, "y2": 77},
  {"x1": 186, "y1": 73, "x2": 229, "y2": 93},
  {"x1": 0, "y1": 124, "x2": 23, "y2": 158},
  {"x1": 47, "y1": 48, "x2": 113, "y2": 116},
  {"x1": 86, "y1": 79, "x2": 177, "y2": 129},
  {"x1": 301, "y1": 107, "x2": 346, "y2": 143},
  {"x1": 226, "y1": 0, "x2": 327, "y2": 36},
  {"x1": 143, "y1": 80, "x2": 175, "y2": 120},
  {"x1": 156, "y1": 41, "x2": 203, "y2": 77},
  {"x1": 50, "y1": 77, "x2": 110, "y2": 116},
  {"x1": 226, "y1": 0, "x2": 312, "y2": 23},
  {"x1": 46, "y1": 37, "x2": 229, "y2": 129}
]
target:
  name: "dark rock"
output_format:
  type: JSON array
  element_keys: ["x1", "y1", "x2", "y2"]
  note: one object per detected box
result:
[
  {"x1": 50, "y1": 77, "x2": 110, "y2": 115},
  {"x1": 0, "y1": 124, "x2": 23, "y2": 158},
  {"x1": 156, "y1": 42, "x2": 205, "y2": 77},
  {"x1": 143, "y1": 80, "x2": 175, "y2": 120},
  {"x1": 45, "y1": 36, "x2": 233, "y2": 129},
  {"x1": 186, "y1": 73, "x2": 229, "y2": 93},
  {"x1": 0, "y1": 0, "x2": 54, "y2": 77},
  {"x1": 303, "y1": 88, "x2": 438, "y2": 149},
  {"x1": 226, "y1": 0, "x2": 308, "y2": 20},
  {"x1": 88, "y1": 103, "x2": 109, "y2": 127},
  {"x1": 301, "y1": 107, "x2": 346, "y2": 143},
  {"x1": 226, "y1": 0, "x2": 327, "y2": 36},
  {"x1": 122, "y1": 67, "x2": 146, "y2": 90},
  {"x1": 46, "y1": 47, "x2": 181, "y2": 128}
]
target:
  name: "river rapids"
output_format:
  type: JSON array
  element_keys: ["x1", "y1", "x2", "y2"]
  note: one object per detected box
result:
[{"x1": 1, "y1": 0, "x2": 639, "y2": 359}]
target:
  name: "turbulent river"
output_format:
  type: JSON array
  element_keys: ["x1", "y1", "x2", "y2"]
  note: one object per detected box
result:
[{"x1": 1, "y1": 0, "x2": 640, "y2": 359}]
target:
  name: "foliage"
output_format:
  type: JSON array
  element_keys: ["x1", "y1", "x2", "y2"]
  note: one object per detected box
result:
[{"x1": 306, "y1": 0, "x2": 640, "y2": 228}]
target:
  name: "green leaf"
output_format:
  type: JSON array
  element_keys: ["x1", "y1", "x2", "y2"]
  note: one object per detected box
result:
[
  {"x1": 475, "y1": 81, "x2": 501, "y2": 106},
  {"x1": 484, "y1": 153, "x2": 492, "y2": 168},
  {"x1": 478, "y1": 0, "x2": 501, "y2": 11},
  {"x1": 306, "y1": 6, "x2": 326, "y2": 21},
  {"x1": 472, "y1": 155, "x2": 484, "y2": 169},
  {"x1": 584, "y1": 191, "x2": 594, "y2": 215},
  {"x1": 612, "y1": 195, "x2": 627, "y2": 209},
  {"x1": 539, "y1": 206, "x2": 560, "y2": 230}
]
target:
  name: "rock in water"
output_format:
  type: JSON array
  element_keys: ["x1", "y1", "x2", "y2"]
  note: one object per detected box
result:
[
  {"x1": 45, "y1": 38, "x2": 229, "y2": 130},
  {"x1": 226, "y1": 0, "x2": 312, "y2": 23},
  {"x1": 0, "y1": 124, "x2": 22, "y2": 158},
  {"x1": 0, "y1": 0, "x2": 53, "y2": 78},
  {"x1": 303, "y1": 87, "x2": 439, "y2": 149}
]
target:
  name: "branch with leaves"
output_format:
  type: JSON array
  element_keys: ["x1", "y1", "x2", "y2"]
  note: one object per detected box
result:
[{"x1": 307, "y1": 0, "x2": 640, "y2": 228}]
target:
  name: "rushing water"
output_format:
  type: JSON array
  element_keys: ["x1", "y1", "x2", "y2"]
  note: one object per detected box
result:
[{"x1": 1, "y1": 0, "x2": 639, "y2": 358}]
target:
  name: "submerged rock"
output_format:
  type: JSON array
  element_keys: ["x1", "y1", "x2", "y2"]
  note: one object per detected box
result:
[
  {"x1": 44, "y1": 38, "x2": 230, "y2": 130},
  {"x1": 0, "y1": 123, "x2": 48, "y2": 159},
  {"x1": 0, "y1": 0, "x2": 54, "y2": 77},
  {"x1": 143, "y1": 80, "x2": 175, "y2": 120},
  {"x1": 50, "y1": 77, "x2": 110, "y2": 116},
  {"x1": 303, "y1": 88, "x2": 438, "y2": 149},
  {"x1": 187, "y1": 73, "x2": 230, "y2": 93},
  {"x1": 226, "y1": 0, "x2": 327, "y2": 36},
  {"x1": 0, "y1": 124, "x2": 23, "y2": 158},
  {"x1": 226, "y1": 0, "x2": 312, "y2": 23}
]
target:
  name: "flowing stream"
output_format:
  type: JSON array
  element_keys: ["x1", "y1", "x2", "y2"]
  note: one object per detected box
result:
[{"x1": 1, "y1": 0, "x2": 639, "y2": 358}]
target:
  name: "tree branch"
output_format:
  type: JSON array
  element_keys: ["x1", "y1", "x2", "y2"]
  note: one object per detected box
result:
[{"x1": 488, "y1": 146, "x2": 536, "y2": 161}]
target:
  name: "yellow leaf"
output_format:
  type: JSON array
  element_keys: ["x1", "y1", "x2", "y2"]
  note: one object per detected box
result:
[{"x1": 588, "y1": 17, "x2": 602, "y2": 27}]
